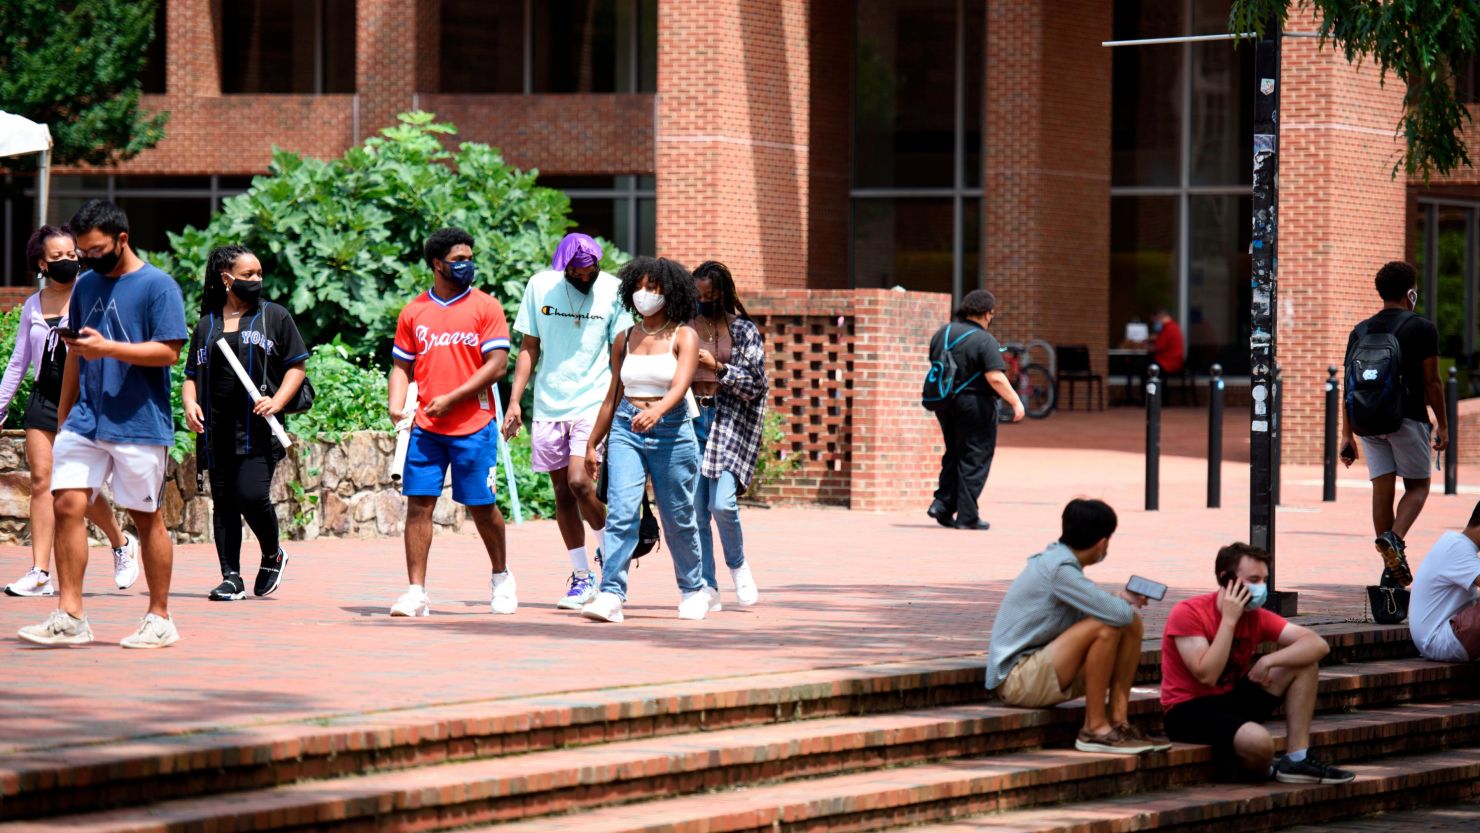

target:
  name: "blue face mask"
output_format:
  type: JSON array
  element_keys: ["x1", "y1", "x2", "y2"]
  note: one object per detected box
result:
[
  {"x1": 445, "y1": 259, "x2": 475, "y2": 288},
  {"x1": 1245, "y1": 582, "x2": 1268, "y2": 610}
]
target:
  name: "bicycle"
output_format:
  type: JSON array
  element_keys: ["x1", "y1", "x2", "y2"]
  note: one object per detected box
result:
[{"x1": 999, "y1": 341, "x2": 1056, "y2": 420}]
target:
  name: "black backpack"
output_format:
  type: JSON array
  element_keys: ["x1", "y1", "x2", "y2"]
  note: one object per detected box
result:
[
  {"x1": 922, "y1": 325, "x2": 983, "y2": 412},
  {"x1": 1344, "y1": 313, "x2": 1413, "y2": 437}
]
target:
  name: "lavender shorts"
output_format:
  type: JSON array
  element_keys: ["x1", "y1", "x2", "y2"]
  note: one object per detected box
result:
[{"x1": 531, "y1": 417, "x2": 599, "y2": 473}]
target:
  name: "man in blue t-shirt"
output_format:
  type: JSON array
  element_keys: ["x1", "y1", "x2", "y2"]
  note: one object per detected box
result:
[{"x1": 18, "y1": 200, "x2": 189, "y2": 650}]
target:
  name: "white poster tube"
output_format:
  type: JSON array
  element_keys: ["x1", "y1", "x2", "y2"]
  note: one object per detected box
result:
[
  {"x1": 492, "y1": 386, "x2": 523, "y2": 525},
  {"x1": 390, "y1": 382, "x2": 417, "y2": 485},
  {"x1": 215, "y1": 338, "x2": 292, "y2": 449}
]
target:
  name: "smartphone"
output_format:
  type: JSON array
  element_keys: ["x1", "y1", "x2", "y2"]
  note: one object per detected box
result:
[
  {"x1": 54, "y1": 326, "x2": 81, "y2": 340},
  {"x1": 1125, "y1": 575, "x2": 1167, "y2": 601},
  {"x1": 1339, "y1": 440, "x2": 1357, "y2": 464}
]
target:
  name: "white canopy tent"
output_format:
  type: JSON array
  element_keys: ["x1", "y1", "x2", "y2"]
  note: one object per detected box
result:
[{"x1": 0, "y1": 111, "x2": 53, "y2": 229}]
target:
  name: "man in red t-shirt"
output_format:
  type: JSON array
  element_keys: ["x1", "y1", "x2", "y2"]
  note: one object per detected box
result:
[
  {"x1": 1160, "y1": 543, "x2": 1353, "y2": 784},
  {"x1": 386, "y1": 228, "x2": 513, "y2": 618},
  {"x1": 1149, "y1": 310, "x2": 1185, "y2": 374}
]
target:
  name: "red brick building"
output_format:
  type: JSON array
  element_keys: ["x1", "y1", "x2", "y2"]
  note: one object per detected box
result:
[{"x1": 3, "y1": 0, "x2": 1476, "y2": 509}]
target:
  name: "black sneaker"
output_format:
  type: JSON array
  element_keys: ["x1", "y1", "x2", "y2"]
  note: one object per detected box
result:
[
  {"x1": 209, "y1": 573, "x2": 246, "y2": 601},
  {"x1": 254, "y1": 550, "x2": 287, "y2": 597},
  {"x1": 1375, "y1": 531, "x2": 1413, "y2": 587},
  {"x1": 1273, "y1": 754, "x2": 1356, "y2": 785}
]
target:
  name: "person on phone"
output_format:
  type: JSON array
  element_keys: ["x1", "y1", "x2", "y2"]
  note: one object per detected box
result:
[
  {"x1": 17, "y1": 200, "x2": 189, "y2": 649},
  {"x1": 580, "y1": 256, "x2": 708, "y2": 623},
  {"x1": 1407, "y1": 501, "x2": 1480, "y2": 663},
  {"x1": 985, "y1": 499, "x2": 1166, "y2": 755},
  {"x1": 1, "y1": 225, "x2": 137, "y2": 597},
  {"x1": 926, "y1": 289, "x2": 1024, "y2": 531},
  {"x1": 386, "y1": 228, "x2": 514, "y2": 617},
  {"x1": 502, "y1": 233, "x2": 632, "y2": 611},
  {"x1": 1339, "y1": 261, "x2": 1445, "y2": 587},
  {"x1": 182, "y1": 245, "x2": 310, "y2": 601},
  {"x1": 1160, "y1": 543, "x2": 1354, "y2": 784}
]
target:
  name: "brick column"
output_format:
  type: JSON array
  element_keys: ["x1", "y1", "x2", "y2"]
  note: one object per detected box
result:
[
  {"x1": 167, "y1": 0, "x2": 219, "y2": 96},
  {"x1": 983, "y1": 0, "x2": 1111, "y2": 374},
  {"x1": 656, "y1": 0, "x2": 811, "y2": 291},
  {"x1": 357, "y1": 0, "x2": 418, "y2": 138},
  {"x1": 1277, "y1": 10, "x2": 1407, "y2": 462}
]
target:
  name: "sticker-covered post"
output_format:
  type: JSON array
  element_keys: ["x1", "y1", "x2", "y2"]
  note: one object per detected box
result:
[{"x1": 1250, "y1": 18, "x2": 1295, "y2": 615}]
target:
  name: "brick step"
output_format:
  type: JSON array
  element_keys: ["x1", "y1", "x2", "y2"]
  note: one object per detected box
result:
[
  {"x1": 0, "y1": 623, "x2": 1426, "y2": 821},
  {"x1": 894, "y1": 751, "x2": 1480, "y2": 833},
  {"x1": 3, "y1": 688, "x2": 1477, "y2": 832}
]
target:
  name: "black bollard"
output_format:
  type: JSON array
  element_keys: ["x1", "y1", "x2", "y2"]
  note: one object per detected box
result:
[
  {"x1": 1447, "y1": 365, "x2": 1459, "y2": 496},
  {"x1": 1323, "y1": 366, "x2": 1338, "y2": 502},
  {"x1": 1208, "y1": 364, "x2": 1223, "y2": 508},
  {"x1": 1146, "y1": 363, "x2": 1161, "y2": 512}
]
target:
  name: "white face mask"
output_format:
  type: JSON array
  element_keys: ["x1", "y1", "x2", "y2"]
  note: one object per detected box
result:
[{"x1": 633, "y1": 289, "x2": 666, "y2": 316}]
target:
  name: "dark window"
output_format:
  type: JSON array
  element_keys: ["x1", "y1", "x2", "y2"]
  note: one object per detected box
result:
[
  {"x1": 852, "y1": 198, "x2": 969, "y2": 295},
  {"x1": 854, "y1": 0, "x2": 957, "y2": 189},
  {"x1": 439, "y1": 0, "x2": 524, "y2": 93},
  {"x1": 141, "y1": 0, "x2": 167, "y2": 94},
  {"x1": 1109, "y1": 195, "x2": 1178, "y2": 345},
  {"x1": 220, "y1": 0, "x2": 357, "y2": 94}
]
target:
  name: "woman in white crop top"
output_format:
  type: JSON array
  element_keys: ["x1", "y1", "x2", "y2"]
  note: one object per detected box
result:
[{"x1": 582, "y1": 256, "x2": 709, "y2": 623}]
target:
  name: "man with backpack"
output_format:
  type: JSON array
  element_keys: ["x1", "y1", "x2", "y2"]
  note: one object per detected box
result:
[
  {"x1": 923, "y1": 289, "x2": 1024, "y2": 530},
  {"x1": 1341, "y1": 261, "x2": 1447, "y2": 587}
]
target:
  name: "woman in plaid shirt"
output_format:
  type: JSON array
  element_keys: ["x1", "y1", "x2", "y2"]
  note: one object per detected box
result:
[{"x1": 689, "y1": 262, "x2": 768, "y2": 608}]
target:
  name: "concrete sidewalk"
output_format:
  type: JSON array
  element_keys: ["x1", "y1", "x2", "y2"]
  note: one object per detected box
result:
[{"x1": 1, "y1": 431, "x2": 1472, "y2": 754}]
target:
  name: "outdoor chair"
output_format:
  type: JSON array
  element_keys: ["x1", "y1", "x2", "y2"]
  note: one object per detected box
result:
[{"x1": 1055, "y1": 345, "x2": 1104, "y2": 411}]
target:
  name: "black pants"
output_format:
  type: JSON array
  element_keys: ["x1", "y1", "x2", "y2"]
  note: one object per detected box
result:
[
  {"x1": 932, "y1": 393, "x2": 998, "y2": 525},
  {"x1": 210, "y1": 452, "x2": 280, "y2": 576}
]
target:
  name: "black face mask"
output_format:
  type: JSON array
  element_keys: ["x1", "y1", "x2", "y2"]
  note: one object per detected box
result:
[
  {"x1": 567, "y1": 275, "x2": 594, "y2": 295},
  {"x1": 44, "y1": 259, "x2": 81, "y2": 285},
  {"x1": 229, "y1": 278, "x2": 263, "y2": 305},
  {"x1": 697, "y1": 300, "x2": 718, "y2": 318},
  {"x1": 80, "y1": 237, "x2": 123, "y2": 276}
]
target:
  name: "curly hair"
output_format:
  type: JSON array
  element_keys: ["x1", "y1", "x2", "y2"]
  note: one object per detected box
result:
[
  {"x1": 201, "y1": 244, "x2": 255, "y2": 315},
  {"x1": 24, "y1": 225, "x2": 75, "y2": 274},
  {"x1": 1374, "y1": 260, "x2": 1417, "y2": 302},
  {"x1": 618, "y1": 255, "x2": 697, "y2": 323},
  {"x1": 692, "y1": 260, "x2": 750, "y2": 320}
]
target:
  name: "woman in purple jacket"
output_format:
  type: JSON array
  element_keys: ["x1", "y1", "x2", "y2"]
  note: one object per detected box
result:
[{"x1": 0, "y1": 226, "x2": 135, "y2": 597}]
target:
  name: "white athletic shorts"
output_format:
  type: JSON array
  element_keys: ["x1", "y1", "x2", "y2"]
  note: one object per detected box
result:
[{"x1": 50, "y1": 431, "x2": 169, "y2": 513}]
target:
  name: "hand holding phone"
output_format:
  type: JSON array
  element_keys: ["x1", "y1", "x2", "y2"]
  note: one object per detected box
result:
[
  {"x1": 1339, "y1": 439, "x2": 1357, "y2": 467},
  {"x1": 1125, "y1": 575, "x2": 1167, "y2": 601},
  {"x1": 54, "y1": 326, "x2": 81, "y2": 340}
]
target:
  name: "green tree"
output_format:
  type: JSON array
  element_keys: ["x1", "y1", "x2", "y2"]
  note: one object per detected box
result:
[
  {"x1": 154, "y1": 111, "x2": 626, "y2": 358},
  {"x1": 1230, "y1": 1, "x2": 1480, "y2": 180},
  {"x1": 0, "y1": 0, "x2": 167, "y2": 166}
]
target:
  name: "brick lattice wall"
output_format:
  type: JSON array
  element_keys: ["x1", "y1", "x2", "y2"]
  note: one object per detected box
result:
[{"x1": 750, "y1": 289, "x2": 951, "y2": 512}]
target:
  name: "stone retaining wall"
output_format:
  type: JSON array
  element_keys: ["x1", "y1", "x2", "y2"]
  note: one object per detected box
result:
[{"x1": 0, "y1": 431, "x2": 466, "y2": 546}]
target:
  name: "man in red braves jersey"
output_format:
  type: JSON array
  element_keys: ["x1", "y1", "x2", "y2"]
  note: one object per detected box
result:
[{"x1": 387, "y1": 228, "x2": 514, "y2": 617}]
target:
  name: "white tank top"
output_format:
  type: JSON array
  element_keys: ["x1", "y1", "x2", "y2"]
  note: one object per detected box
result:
[{"x1": 621, "y1": 335, "x2": 699, "y2": 417}]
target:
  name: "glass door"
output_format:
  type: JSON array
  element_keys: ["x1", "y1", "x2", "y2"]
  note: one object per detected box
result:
[{"x1": 1416, "y1": 201, "x2": 1479, "y2": 396}]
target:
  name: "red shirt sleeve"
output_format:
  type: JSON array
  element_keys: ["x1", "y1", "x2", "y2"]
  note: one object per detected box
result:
[
  {"x1": 1257, "y1": 608, "x2": 1289, "y2": 644},
  {"x1": 480, "y1": 297, "x2": 511, "y2": 354},
  {"x1": 1164, "y1": 597, "x2": 1208, "y2": 638},
  {"x1": 392, "y1": 305, "x2": 416, "y2": 363}
]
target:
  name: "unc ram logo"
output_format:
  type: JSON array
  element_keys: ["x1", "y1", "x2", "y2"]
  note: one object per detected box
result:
[{"x1": 1362, "y1": 369, "x2": 1379, "y2": 381}]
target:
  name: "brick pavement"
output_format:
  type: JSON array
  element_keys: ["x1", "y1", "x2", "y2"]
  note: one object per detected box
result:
[
  {"x1": 1280, "y1": 800, "x2": 1480, "y2": 832},
  {"x1": 1, "y1": 417, "x2": 1475, "y2": 756}
]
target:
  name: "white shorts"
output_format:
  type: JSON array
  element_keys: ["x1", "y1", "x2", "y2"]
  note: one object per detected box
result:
[
  {"x1": 51, "y1": 432, "x2": 169, "y2": 513},
  {"x1": 1360, "y1": 419, "x2": 1434, "y2": 481},
  {"x1": 530, "y1": 417, "x2": 599, "y2": 473}
]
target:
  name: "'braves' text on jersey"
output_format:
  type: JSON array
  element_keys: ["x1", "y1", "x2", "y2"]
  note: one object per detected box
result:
[{"x1": 392, "y1": 287, "x2": 511, "y2": 436}]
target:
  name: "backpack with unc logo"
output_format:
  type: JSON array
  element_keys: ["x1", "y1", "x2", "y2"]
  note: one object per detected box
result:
[
  {"x1": 922, "y1": 324, "x2": 983, "y2": 412},
  {"x1": 1344, "y1": 312, "x2": 1413, "y2": 437}
]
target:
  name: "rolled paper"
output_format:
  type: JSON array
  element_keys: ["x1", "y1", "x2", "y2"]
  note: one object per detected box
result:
[{"x1": 215, "y1": 338, "x2": 292, "y2": 449}]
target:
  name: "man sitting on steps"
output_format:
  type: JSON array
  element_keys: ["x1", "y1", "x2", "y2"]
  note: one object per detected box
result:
[
  {"x1": 985, "y1": 498, "x2": 1169, "y2": 755},
  {"x1": 1407, "y1": 501, "x2": 1480, "y2": 664},
  {"x1": 1161, "y1": 542, "x2": 1355, "y2": 784}
]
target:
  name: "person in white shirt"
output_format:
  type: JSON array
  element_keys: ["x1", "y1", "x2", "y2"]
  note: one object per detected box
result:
[{"x1": 1408, "y1": 503, "x2": 1480, "y2": 663}]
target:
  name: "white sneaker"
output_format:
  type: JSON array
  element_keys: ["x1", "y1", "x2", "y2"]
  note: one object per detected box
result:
[
  {"x1": 580, "y1": 591, "x2": 625, "y2": 623},
  {"x1": 112, "y1": 534, "x2": 140, "y2": 590},
  {"x1": 677, "y1": 590, "x2": 710, "y2": 620},
  {"x1": 18, "y1": 609, "x2": 93, "y2": 646},
  {"x1": 730, "y1": 562, "x2": 759, "y2": 607},
  {"x1": 704, "y1": 585, "x2": 722, "y2": 612},
  {"x1": 5, "y1": 567, "x2": 55, "y2": 597},
  {"x1": 390, "y1": 587, "x2": 430, "y2": 617},
  {"x1": 120, "y1": 612, "x2": 179, "y2": 649},
  {"x1": 556, "y1": 571, "x2": 598, "y2": 610},
  {"x1": 491, "y1": 571, "x2": 518, "y2": 615}
]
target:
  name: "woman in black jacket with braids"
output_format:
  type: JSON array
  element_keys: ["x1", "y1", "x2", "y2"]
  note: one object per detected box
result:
[{"x1": 182, "y1": 245, "x2": 310, "y2": 600}]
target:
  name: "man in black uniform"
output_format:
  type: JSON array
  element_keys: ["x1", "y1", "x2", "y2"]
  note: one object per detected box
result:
[{"x1": 926, "y1": 289, "x2": 1024, "y2": 530}]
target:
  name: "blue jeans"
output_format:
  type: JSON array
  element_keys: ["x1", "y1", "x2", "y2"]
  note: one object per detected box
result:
[
  {"x1": 600, "y1": 399, "x2": 705, "y2": 600},
  {"x1": 693, "y1": 404, "x2": 747, "y2": 589}
]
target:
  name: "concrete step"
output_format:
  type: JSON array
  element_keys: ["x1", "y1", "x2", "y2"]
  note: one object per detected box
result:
[
  {"x1": 4, "y1": 689, "x2": 1477, "y2": 832},
  {"x1": 0, "y1": 623, "x2": 1430, "y2": 821},
  {"x1": 900, "y1": 752, "x2": 1480, "y2": 833}
]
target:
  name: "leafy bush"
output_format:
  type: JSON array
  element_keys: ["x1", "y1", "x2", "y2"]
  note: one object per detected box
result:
[
  {"x1": 750, "y1": 410, "x2": 801, "y2": 495},
  {"x1": 495, "y1": 430, "x2": 557, "y2": 521},
  {"x1": 153, "y1": 111, "x2": 627, "y2": 360},
  {"x1": 0, "y1": 305, "x2": 33, "y2": 428},
  {"x1": 288, "y1": 338, "x2": 389, "y2": 443}
]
